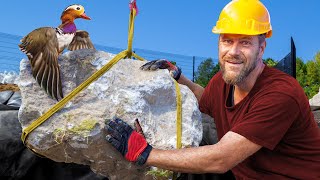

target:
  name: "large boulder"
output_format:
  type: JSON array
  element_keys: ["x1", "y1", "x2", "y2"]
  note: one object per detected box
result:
[
  {"x1": 308, "y1": 89, "x2": 320, "y2": 127},
  {"x1": 309, "y1": 89, "x2": 320, "y2": 106},
  {"x1": 18, "y1": 49, "x2": 203, "y2": 179},
  {"x1": 311, "y1": 106, "x2": 320, "y2": 128}
]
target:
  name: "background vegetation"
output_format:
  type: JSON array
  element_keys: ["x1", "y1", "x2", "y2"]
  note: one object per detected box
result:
[{"x1": 194, "y1": 51, "x2": 320, "y2": 99}]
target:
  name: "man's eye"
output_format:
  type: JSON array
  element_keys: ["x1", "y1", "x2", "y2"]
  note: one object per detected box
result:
[
  {"x1": 241, "y1": 41, "x2": 251, "y2": 45},
  {"x1": 222, "y1": 39, "x2": 232, "y2": 44}
]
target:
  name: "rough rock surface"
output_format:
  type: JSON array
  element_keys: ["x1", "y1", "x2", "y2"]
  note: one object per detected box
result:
[
  {"x1": 310, "y1": 89, "x2": 320, "y2": 106},
  {"x1": 18, "y1": 49, "x2": 203, "y2": 179},
  {"x1": 0, "y1": 71, "x2": 19, "y2": 84},
  {"x1": 311, "y1": 106, "x2": 320, "y2": 127},
  {"x1": 309, "y1": 89, "x2": 320, "y2": 127}
]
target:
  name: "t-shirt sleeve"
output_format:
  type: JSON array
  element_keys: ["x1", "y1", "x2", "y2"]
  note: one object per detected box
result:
[{"x1": 231, "y1": 92, "x2": 300, "y2": 150}]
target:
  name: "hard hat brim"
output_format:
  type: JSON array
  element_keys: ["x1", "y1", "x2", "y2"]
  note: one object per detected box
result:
[{"x1": 212, "y1": 26, "x2": 272, "y2": 38}]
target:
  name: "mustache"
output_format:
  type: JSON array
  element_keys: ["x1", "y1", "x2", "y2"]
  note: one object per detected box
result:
[{"x1": 222, "y1": 55, "x2": 244, "y2": 63}]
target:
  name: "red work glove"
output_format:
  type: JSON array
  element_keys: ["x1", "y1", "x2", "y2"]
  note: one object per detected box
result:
[
  {"x1": 140, "y1": 59, "x2": 182, "y2": 81},
  {"x1": 105, "y1": 118, "x2": 152, "y2": 165}
]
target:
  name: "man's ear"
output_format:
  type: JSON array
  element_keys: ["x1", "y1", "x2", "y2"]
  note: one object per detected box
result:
[{"x1": 259, "y1": 41, "x2": 267, "y2": 58}]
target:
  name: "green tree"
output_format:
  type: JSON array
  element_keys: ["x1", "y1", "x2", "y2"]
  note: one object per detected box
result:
[
  {"x1": 296, "y1": 58, "x2": 307, "y2": 90},
  {"x1": 194, "y1": 58, "x2": 219, "y2": 87},
  {"x1": 263, "y1": 58, "x2": 277, "y2": 67},
  {"x1": 305, "y1": 59, "x2": 320, "y2": 98},
  {"x1": 212, "y1": 62, "x2": 220, "y2": 75},
  {"x1": 315, "y1": 51, "x2": 320, "y2": 64},
  {"x1": 315, "y1": 51, "x2": 320, "y2": 83}
]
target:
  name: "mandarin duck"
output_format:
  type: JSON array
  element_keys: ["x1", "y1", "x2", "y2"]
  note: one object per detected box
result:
[{"x1": 19, "y1": 4, "x2": 95, "y2": 101}]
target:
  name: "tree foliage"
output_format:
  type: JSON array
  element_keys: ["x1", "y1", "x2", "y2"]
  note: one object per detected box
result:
[
  {"x1": 296, "y1": 58, "x2": 306, "y2": 88},
  {"x1": 263, "y1": 58, "x2": 277, "y2": 67},
  {"x1": 194, "y1": 58, "x2": 219, "y2": 87},
  {"x1": 292, "y1": 52, "x2": 320, "y2": 98}
]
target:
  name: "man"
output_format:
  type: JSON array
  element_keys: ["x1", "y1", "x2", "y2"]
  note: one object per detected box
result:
[{"x1": 105, "y1": 0, "x2": 320, "y2": 179}]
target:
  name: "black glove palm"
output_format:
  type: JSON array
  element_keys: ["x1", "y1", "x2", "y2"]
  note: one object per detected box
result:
[
  {"x1": 105, "y1": 118, "x2": 152, "y2": 165},
  {"x1": 106, "y1": 119, "x2": 132, "y2": 155},
  {"x1": 140, "y1": 59, "x2": 182, "y2": 81}
]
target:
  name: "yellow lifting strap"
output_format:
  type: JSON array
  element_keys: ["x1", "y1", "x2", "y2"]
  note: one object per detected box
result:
[
  {"x1": 21, "y1": 6, "x2": 182, "y2": 157},
  {"x1": 172, "y1": 78, "x2": 182, "y2": 180},
  {"x1": 175, "y1": 82, "x2": 182, "y2": 149}
]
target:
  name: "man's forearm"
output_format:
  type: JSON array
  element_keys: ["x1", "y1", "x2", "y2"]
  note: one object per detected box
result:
[
  {"x1": 145, "y1": 131, "x2": 262, "y2": 174},
  {"x1": 178, "y1": 74, "x2": 204, "y2": 102},
  {"x1": 145, "y1": 144, "x2": 227, "y2": 174}
]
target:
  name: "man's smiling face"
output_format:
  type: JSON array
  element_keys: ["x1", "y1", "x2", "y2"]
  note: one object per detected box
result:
[{"x1": 218, "y1": 34, "x2": 264, "y2": 85}]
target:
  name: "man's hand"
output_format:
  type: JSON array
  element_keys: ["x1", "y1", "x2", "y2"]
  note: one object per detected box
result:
[
  {"x1": 105, "y1": 118, "x2": 152, "y2": 165},
  {"x1": 140, "y1": 59, "x2": 182, "y2": 81}
]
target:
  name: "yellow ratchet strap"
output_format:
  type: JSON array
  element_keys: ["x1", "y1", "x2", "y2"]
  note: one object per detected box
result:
[
  {"x1": 126, "y1": 8, "x2": 135, "y2": 58},
  {"x1": 172, "y1": 80, "x2": 182, "y2": 180},
  {"x1": 174, "y1": 80, "x2": 182, "y2": 149}
]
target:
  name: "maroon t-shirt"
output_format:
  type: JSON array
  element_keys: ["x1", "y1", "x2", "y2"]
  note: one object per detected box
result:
[{"x1": 200, "y1": 66, "x2": 320, "y2": 179}]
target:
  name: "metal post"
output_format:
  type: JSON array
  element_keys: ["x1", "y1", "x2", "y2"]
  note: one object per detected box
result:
[
  {"x1": 291, "y1": 37, "x2": 296, "y2": 79},
  {"x1": 192, "y1": 56, "x2": 195, "y2": 82}
]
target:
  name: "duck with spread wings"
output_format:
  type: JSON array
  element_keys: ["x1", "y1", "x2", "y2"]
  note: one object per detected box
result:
[{"x1": 19, "y1": 4, "x2": 95, "y2": 101}]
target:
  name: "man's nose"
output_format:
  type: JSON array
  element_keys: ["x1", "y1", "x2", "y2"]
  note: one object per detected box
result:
[{"x1": 228, "y1": 43, "x2": 241, "y2": 56}]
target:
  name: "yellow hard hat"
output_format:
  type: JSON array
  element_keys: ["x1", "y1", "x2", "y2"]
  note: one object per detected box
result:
[{"x1": 212, "y1": 0, "x2": 272, "y2": 38}]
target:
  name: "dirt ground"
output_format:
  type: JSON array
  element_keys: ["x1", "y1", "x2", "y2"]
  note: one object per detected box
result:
[{"x1": 0, "y1": 84, "x2": 20, "y2": 92}]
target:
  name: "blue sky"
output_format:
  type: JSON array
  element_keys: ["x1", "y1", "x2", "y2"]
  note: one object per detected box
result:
[{"x1": 1, "y1": 0, "x2": 319, "y2": 62}]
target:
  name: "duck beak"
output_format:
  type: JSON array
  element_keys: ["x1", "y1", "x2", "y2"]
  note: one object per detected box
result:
[{"x1": 80, "y1": 13, "x2": 91, "y2": 20}]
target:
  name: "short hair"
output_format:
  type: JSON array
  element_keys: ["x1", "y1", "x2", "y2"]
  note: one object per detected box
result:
[{"x1": 258, "y1": 33, "x2": 266, "y2": 45}]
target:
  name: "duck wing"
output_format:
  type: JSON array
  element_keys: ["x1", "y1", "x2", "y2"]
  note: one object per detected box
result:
[
  {"x1": 19, "y1": 27, "x2": 63, "y2": 101},
  {"x1": 68, "y1": 30, "x2": 95, "y2": 51}
]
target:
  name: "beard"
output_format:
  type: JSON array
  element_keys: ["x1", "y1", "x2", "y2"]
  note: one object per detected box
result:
[{"x1": 220, "y1": 53, "x2": 258, "y2": 85}]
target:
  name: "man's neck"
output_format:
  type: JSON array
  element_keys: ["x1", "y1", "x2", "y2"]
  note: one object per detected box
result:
[{"x1": 234, "y1": 61, "x2": 265, "y2": 104}]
